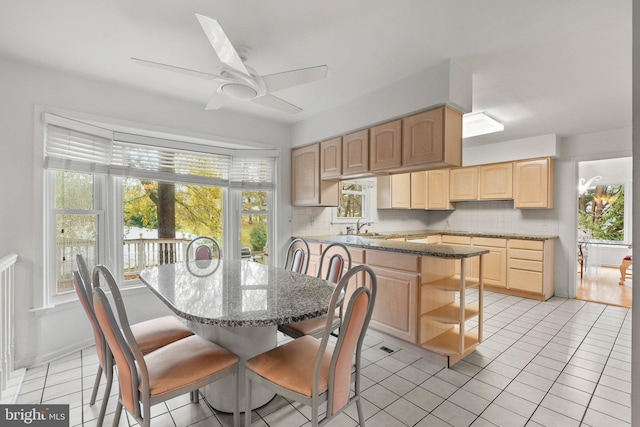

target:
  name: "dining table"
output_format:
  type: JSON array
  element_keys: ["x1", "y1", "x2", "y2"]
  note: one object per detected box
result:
[{"x1": 138, "y1": 258, "x2": 336, "y2": 412}]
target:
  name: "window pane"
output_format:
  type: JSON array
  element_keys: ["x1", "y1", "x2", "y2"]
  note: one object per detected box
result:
[
  {"x1": 577, "y1": 184, "x2": 624, "y2": 241},
  {"x1": 337, "y1": 193, "x2": 363, "y2": 218},
  {"x1": 56, "y1": 213, "x2": 97, "y2": 293},
  {"x1": 123, "y1": 178, "x2": 223, "y2": 280},
  {"x1": 55, "y1": 171, "x2": 93, "y2": 209},
  {"x1": 342, "y1": 182, "x2": 363, "y2": 192},
  {"x1": 241, "y1": 191, "x2": 269, "y2": 265}
]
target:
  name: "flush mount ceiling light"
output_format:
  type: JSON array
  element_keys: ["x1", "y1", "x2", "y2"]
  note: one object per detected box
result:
[{"x1": 462, "y1": 112, "x2": 504, "y2": 138}]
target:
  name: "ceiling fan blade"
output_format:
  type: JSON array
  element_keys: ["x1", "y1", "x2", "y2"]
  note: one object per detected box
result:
[
  {"x1": 205, "y1": 90, "x2": 229, "y2": 110},
  {"x1": 262, "y1": 65, "x2": 328, "y2": 93},
  {"x1": 195, "y1": 13, "x2": 249, "y2": 75},
  {"x1": 132, "y1": 57, "x2": 220, "y2": 80},
  {"x1": 252, "y1": 94, "x2": 302, "y2": 114}
]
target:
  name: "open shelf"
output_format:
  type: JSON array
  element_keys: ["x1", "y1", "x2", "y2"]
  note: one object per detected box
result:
[
  {"x1": 421, "y1": 329, "x2": 479, "y2": 356},
  {"x1": 421, "y1": 302, "x2": 478, "y2": 324},
  {"x1": 422, "y1": 275, "x2": 479, "y2": 291}
]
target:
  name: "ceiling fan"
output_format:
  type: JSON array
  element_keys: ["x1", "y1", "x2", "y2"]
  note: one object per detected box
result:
[{"x1": 132, "y1": 13, "x2": 328, "y2": 114}]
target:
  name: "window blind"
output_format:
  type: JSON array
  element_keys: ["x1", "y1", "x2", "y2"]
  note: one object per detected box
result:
[
  {"x1": 44, "y1": 124, "x2": 112, "y2": 174},
  {"x1": 230, "y1": 156, "x2": 276, "y2": 190},
  {"x1": 43, "y1": 115, "x2": 277, "y2": 189}
]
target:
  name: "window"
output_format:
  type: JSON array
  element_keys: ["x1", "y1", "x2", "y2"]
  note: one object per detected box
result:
[
  {"x1": 52, "y1": 171, "x2": 102, "y2": 294},
  {"x1": 42, "y1": 113, "x2": 277, "y2": 304},
  {"x1": 333, "y1": 179, "x2": 375, "y2": 223}
]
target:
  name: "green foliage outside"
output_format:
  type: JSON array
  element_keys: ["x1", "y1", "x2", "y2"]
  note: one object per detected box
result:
[
  {"x1": 578, "y1": 185, "x2": 624, "y2": 240},
  {"x1": 249, "y1": 223, "x2": 268, "y2": 252},
  {"x1": 337, "y1": 182, "x2": 363, "y2": 218}
]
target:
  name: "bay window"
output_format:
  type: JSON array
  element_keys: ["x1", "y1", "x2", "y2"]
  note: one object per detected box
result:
[{"x1": 43, "y1": 113, "x2": 276, "y2": 304}]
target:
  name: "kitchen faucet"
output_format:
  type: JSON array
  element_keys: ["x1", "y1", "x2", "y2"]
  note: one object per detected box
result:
[{"x1": 356, "y1": 218, "x2": 372, "y2": 234}]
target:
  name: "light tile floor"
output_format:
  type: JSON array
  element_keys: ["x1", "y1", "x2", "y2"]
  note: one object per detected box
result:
[{"x1": 16, "y1": 291, "x2": 632, "y2": 426}]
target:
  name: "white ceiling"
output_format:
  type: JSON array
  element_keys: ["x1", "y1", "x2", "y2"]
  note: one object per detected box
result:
[{"x1": 0, "y1": 1, "x2": 631, "y2": 144}]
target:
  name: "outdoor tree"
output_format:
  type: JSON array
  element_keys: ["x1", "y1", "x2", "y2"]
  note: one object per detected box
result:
[{"x1": 578, "y1": 184, "x2": 624, "y2": 240}]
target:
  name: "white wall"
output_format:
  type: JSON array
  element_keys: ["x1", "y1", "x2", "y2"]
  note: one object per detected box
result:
[{"x1": 0, "y1": 56, "x2": 290, "y2": 367}]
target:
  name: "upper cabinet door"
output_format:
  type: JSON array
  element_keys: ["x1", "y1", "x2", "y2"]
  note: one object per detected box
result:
[
  {"x1": 449, "y1": 167, "x2": 479, "y2": 201},
  {"x1": 410, "y1": 172, "x2": 427, "y2": 209},
  {"x1": 342, "y1": 129, "x2": 369, "y2": 176},
  {"x1": 292, "y1": 144, "x2": 339, "y2": 206},
  {"x1": 402, "y1": 108, "x2": 443, "y2": 166},
  {"x1": 370, "y1": 119, "x2": 402, "y2": 171},
  {"x1": 320, "y1": 137, "x2": 342, "y2": 179},
  {"x1": 514, "y1": 158, "x2": 554, "y2": 208},
  {"x1": 479, "y1": 162, "x2": 513, "y2": 200},
  {"x1": 427, "y1": 169, "x2": 455, "y2": 210}
]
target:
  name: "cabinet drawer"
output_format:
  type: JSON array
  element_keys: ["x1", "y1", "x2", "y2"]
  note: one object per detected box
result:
[
  {"x1": 508, "y1": 268, "x2": 543, "y2": 293},
  {"x1": 473, "y1": 237, "x2": 507, "y2": 248},
  {"x1": 441, "y1": 235, "x2": 471, "y2": 245},
  {"x1": 509, "y1": 249, "x2": 543, "y2": 262},
  {"x1": 509, "y1": 239, "x2": 544, "y2": 250},
  {"x1": 366, "y1": 250, "x2": 420, "y2": 272},
  {"x1": 508, "y1": 259, "x2": 543, "y2": 272}
]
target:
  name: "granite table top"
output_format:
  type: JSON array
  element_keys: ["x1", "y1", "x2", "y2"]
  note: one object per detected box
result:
[{"x1": 139, "y1": 260, "x2": 336, "y2": 327}]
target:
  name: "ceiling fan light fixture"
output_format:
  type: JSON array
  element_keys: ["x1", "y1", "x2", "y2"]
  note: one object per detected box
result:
[
  {"x1": 463, "y1": 112, "x2": 504, "y2": 138},
  {"x1": 221, "y1": 83, "x2": 257, "y2": 100}
]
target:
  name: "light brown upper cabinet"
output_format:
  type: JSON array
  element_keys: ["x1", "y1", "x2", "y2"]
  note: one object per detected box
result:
[
  {"x1": 402, "y1": 106, "x2": 462, "y2": 171},
  {"x1": 377, "y1": 173, "x2": 411, "y2": 209},
  {"x1": 291, "y1": 144, "x2": 339, "y2": 206},
  {"x1": 514, "y1": 158, "x2": 554, "y2": 208},
  {"x1": 342, "y1": 129, "x2": 369, "y2": 177},
  {"x1": 370, "y1": 119, "x2": 402, "y2": 171},
  {"x1": 319, "y1": 137, "x2": 342, "y2": 179},
  {"x1": 479, "y1": 162, "x2": 513, "y2": 200},
  {"x1": 408, "y1": 170, "x2": 455, "y2": 210},
  {"x1": 410, "y1": 172, "x2": 427, "y2": 209},
  {"x1": 427, "y1": 169, "x2": 455, "y2": 210},
  {"x1": 449, "y1": 167, "x2": 479, "y2": 201}
]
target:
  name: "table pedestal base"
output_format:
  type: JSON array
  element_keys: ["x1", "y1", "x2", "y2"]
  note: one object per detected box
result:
[{"x1": 188, "y1": 322, "x2": 277, "y2": 412}]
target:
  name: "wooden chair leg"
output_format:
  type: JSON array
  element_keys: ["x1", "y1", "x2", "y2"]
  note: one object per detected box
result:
[{"x1": 619, "y1": 259, "x2": 632, "y2": 285}]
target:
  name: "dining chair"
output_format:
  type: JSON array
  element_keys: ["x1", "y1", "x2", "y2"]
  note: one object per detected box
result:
[
  {"x1": 245, "y1": 265, "x2": 376, "y2": 427},
  {"x1": 278, "y1": 242, "x2": 352, "y2": 339},
  {"x1": 92, "y1": 283, "x2": 241, "y2": 427},
  {"x1": 74, "y1": 257, "x2": 193, "y2": 426},
  {"x1": 283, "y1": 237, "x2": 310, "y2": 274}
]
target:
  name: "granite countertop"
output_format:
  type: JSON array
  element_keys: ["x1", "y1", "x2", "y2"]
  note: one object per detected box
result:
[
  {"x1": 302, "y1": 235, "x2": 490, "y2": 259},
  {"x1": 301, "y1": 229, "x2": 557, "y2": 259},
  {"x1": 139, "y1": 260, "x2": 336, "y2": 327}
]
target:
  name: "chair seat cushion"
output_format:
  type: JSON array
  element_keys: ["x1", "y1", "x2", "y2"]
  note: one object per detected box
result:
[
  {"x1": 143, "y1": 335, "x2": 239, "y2": 398},
  {"x1": 131, "y1": 316, "x2": 194, "y2": 355},
  {"x1": 624, "y1": 255, "x2": 632, "y2": 261},
  {"x1": 246, "y1": 335, "x2": 332, "y2": 397},
  {"x1": 279, "y1": 315, "x2": 340, "y2": 338}
]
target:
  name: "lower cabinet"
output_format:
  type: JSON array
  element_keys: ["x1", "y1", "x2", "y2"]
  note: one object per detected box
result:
[
  {"x1": 366, "y1": 250, "x2": 419, "y2": 343},
  {"x1": 507, "y1": 239, "x2": 555, "y2": 300}
]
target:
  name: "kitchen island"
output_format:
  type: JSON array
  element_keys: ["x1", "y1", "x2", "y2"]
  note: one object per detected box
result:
[
  {"x1": 297, "y1": 230, "x2": 556, "y2": 366},
  {"x1": 296, "y1": 234, "x2": 489, "y2": 367}
]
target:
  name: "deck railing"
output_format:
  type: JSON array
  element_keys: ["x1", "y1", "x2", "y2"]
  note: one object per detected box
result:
[{"x1": 0, "y1": 253, "x2": 21, "y2": 401}]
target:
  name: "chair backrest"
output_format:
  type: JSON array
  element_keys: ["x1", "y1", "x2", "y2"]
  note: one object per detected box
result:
[
  {"x1": 186, "y1": 236, "x2": 221, "y2": 264},
  {"x1": 75, "y1": 254, "x2": 93, "y2": 306},
  {"x1": 317, "y1": 242, "x2": 352, "y2": 283},
  {"x1": 312, "y1": 265, "x2": 376, "y2": 416},
  {"x1": 92, "y1": 285, "x2": 145, "y2": 418},
  {"x1": 92, "y1": 265, "x2": 150, "y2": 420},
  {"x1": 72, "y1": 271, "x2": 108, "y2": 370},
  {"x1": 284, "y1": 238, "x2": 310, "y2": 274}
]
